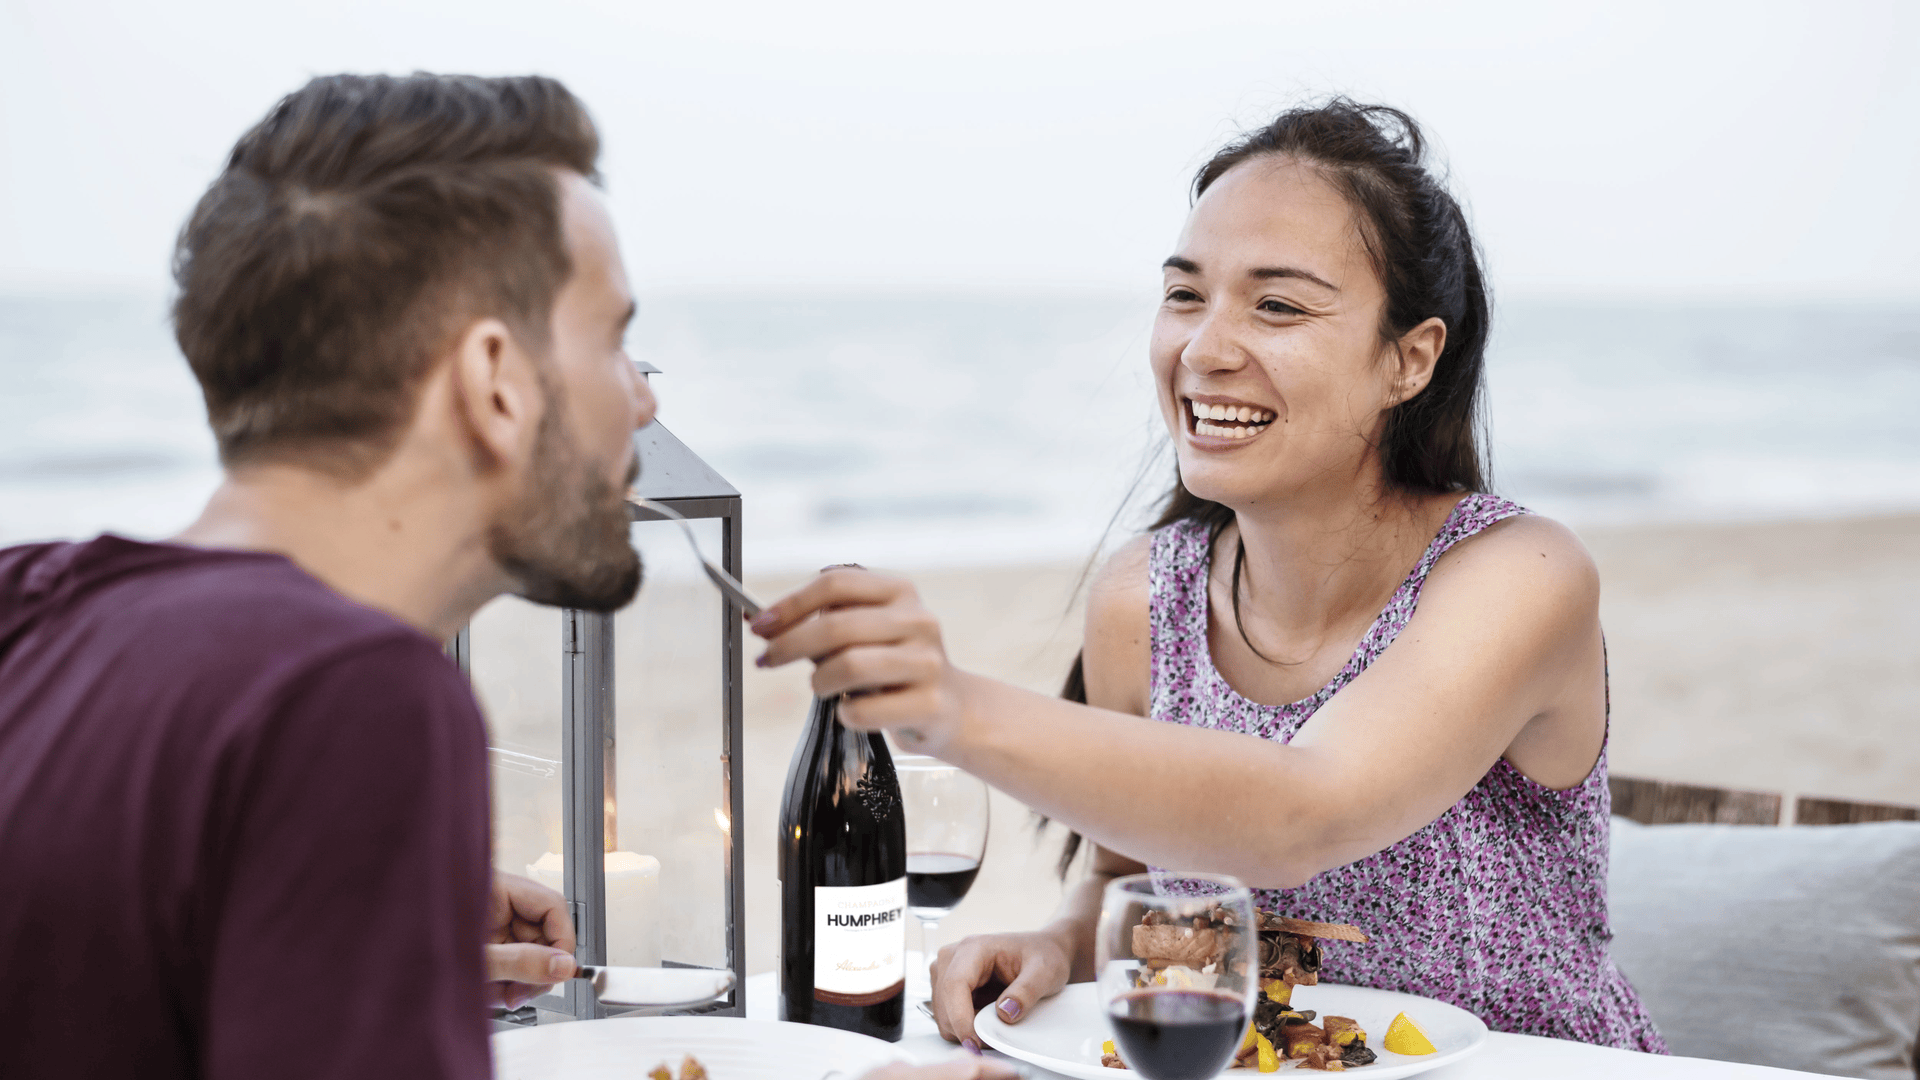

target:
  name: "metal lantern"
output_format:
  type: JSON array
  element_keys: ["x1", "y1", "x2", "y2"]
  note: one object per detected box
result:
[{"x1": 454, "y1": 385, "x2": 746, "y2": 1024}]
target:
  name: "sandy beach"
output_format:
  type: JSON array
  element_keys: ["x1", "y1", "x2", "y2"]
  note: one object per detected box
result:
[{"x1": 472, "y1": 511, "x2": 1920, "y2": 979}]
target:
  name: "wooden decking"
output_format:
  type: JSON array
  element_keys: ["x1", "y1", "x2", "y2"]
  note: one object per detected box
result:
[{"x1": 1611, "y1": 775, "x2": 1920, "y2": 826}]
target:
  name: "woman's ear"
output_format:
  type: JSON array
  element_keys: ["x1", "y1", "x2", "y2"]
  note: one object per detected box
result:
[
  {"x1": 1388, "y1": 317, "x2": 1447, "y2": 407},
  {"x1": 447, "y1": 316, "x2": 540, "y2": 472}
]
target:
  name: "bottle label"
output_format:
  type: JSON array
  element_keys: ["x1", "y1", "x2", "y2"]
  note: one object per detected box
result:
[{"x1": 813, "y1": 877, "x2": 906, "y2": 1005}]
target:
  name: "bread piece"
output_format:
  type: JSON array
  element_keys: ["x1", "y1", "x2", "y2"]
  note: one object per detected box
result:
[{"x1": 1258, "y1": 912, "x2": 1369, "y2": 943}]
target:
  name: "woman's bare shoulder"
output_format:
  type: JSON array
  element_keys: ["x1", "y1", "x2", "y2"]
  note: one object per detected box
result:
[
  {"x1": 1082, "y1": 534, "x2": 1153, "y2": 715},
  {"x1": 1427, "y1": 510, "x2": 1600, "y2": 620}
]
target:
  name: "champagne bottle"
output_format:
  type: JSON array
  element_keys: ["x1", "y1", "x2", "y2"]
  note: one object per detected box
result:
[{"x1": 778, "y1": 695, "x2": 907, "y2": 1041}]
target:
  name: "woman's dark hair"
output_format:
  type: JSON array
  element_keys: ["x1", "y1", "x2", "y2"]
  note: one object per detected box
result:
[
  {"x1": 1047, "y1": 100, "x2": 1492, "y2": 876},
  {"x1": 1050, "y1": 653, "x2": 1091, "y2": 876}
]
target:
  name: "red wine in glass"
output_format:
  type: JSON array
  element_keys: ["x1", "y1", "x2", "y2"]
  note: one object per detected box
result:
[
  {"x1": 1107, "y1": 989, "x2": 1250, "y2": 1080},
  {"x1": 906, "y1": 852, "x2": 981, "y2": 912},
  {"x1": 1095, "y1": 872, "x2": 1255, "y2": 1080},
  {"x1": 896, "y1": 756, "x2": 989, "y2": 971}
]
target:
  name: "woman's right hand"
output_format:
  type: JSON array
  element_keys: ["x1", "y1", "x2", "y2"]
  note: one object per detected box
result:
[
  {"x1": 750, "y1": 569, "x2": 974, "y2": 755},
  {"x1": 929, "y1": 930, "x2": 1074, "y2": 1048}
]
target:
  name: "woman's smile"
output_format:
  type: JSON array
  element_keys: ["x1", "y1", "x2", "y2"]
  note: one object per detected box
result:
[{"x1": 1184, "y1": 394, "x2": 1277, "y2": 444}]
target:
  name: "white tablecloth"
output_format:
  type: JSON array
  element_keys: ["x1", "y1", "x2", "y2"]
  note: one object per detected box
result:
[{"x1": 742, "y1": 970, "x2": 1822, "y2": 1079}]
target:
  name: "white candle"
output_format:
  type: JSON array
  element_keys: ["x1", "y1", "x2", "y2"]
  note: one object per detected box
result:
[{"x1": 527, "y1": 851, "x2": 662, "y2": 967}]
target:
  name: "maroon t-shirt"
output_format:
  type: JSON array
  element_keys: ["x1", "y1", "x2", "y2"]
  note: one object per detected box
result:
[{"x1": 0, "y1": 536, "x2": 492, "y2": 1079}]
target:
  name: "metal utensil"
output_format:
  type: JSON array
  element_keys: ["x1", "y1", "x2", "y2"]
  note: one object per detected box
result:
[
  {"x1": 575, "y1": 964, "x2": 735, "y2": 1007},
  {"x1": 627, "y1": 495, "x2": 764, "y2": 617}
]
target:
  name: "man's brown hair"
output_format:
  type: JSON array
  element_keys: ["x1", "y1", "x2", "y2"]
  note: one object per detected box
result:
[{"x1": 172, "y1": 73, "x2": 600, "y2": 476}]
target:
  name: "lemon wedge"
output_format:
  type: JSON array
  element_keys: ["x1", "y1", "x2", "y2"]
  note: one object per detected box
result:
[
  {"x1": 1383, "y1": 1012, "x2": 1437, "y2": 1055},
  {"x1": 1253, "y1": 1032, "x2": 1280, "y2": 1072}
]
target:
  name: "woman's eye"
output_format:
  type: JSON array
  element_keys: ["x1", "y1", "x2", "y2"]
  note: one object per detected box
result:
[
  {"x1": 1166, "y1": 287, "x2": 1202, "y2": 303},
  {"x1": 1259, "y1": 298, "x2": 1305, "y2": 316}
]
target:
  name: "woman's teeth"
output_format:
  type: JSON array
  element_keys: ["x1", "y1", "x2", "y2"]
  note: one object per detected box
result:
[{"x1": 1189, "y1": 400, "x2": 1274, "y2": 440}]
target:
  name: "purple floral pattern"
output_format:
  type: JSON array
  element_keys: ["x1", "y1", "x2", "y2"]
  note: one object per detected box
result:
[{"x1": 1148, "y1": 494, "x2": 1665, "y2": 1051}]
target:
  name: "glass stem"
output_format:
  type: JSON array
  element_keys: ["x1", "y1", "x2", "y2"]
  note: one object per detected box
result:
[{"x1": 920, "y1": 918, "x2": 942, "y2": 964}]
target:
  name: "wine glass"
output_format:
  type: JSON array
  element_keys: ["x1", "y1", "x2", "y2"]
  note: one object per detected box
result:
[
  {"x1": 1096, "y1": 872, "x2": 1256, "y2": 1080},
  {"x1": 895, "y1": 755, "x2": 990, "y2": 972}
]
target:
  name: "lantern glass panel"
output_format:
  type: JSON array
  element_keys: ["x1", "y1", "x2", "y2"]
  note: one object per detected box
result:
[
  {"x1": 467, "y1": 596, "x2": 565, "y2": 885},
  {"x1": 609, "y1": 515, "x2": 731, "y2": 973}
]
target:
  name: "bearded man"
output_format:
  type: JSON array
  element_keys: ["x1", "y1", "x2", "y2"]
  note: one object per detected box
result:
[
  {"x1": 0, "y1": 73, "x2": 1005, "y2": 1080},
  {"x1": 0, "y1": 73, "x2": 642, "y2": 1079}
]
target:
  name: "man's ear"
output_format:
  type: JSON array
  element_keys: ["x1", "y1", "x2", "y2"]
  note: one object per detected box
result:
[
  {"x1": 1388, "y1": 316, "x2": 1447, "y2": 407},
  {"x1": 447, "y1": 317, "x2": 540, "y2": 472}
]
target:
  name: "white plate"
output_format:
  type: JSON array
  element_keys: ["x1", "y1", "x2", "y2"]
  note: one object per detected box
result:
[
  {"x1": 493, "y1": 1015, "x2": 907, "y2": 1080},
  {"x1": 974, "y1": 982, "x2": 1487, "y2": 1080}
]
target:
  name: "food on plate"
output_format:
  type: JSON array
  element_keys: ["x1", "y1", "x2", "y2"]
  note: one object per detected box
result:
[
  {"x1": 1129, "y1": 909, "x2": 1366, "y2": 988},
  {"x1": 1244, "y1": 913, "x2": 1377, "y2": 1070},
  {"x1": 1382, "y1": 1012, "x2": 1437, "y2": 1056},
  {"x1": 646, "y1": 1055, "x2": 708, "y2": 1080},
  {"x1": 1130, "y1": 907, "x2": 1247, "y2": 975},
  {"x1": 1323, "y1": 1016, "x2": 1365, "y2": 1049},
  {"x1": 1238, "y1": 1006, "x2": 1378, "y2": 1071},
  {"x1": 1108, "y1": 909, "x2": 1380, "y2": 1071}
]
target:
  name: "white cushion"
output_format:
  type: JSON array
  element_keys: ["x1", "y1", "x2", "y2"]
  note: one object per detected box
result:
[{"x1": 1608, "y1": 817, "x2": 1920, "y2": 1079}]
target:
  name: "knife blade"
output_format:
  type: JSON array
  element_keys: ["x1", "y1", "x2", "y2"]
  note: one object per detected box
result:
[{"x1": 575, "y1": 965, "x2": 735, "y2": 1007}]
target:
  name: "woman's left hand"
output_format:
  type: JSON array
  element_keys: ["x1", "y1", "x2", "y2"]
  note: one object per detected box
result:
[{"x1": 749, "y1": 568, "x2": 971, "y2": 752}]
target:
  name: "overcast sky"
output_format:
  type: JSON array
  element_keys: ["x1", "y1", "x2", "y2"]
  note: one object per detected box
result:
[{"x1": 2, "y1": 0, "x2": 1916, "y2": 301}]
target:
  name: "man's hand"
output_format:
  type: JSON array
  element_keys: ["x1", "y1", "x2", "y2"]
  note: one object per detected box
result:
[
  {"x1": 486, "y1": 871, "x2": 577, "y2": 1008},
  {"x1": 750, "y1": 568, "x2": 970, "y2": 753}
]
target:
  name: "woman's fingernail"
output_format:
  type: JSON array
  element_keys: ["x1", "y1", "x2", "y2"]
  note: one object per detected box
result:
[
  {"x1": 749, "y1": 612, "x2": 775, "y2": 633},
  {"x1": 754, "y1": 653, "x2": 770, "y2": 668},
  {"x1": 547, "y1": 954, "x2": 573, "y2": 979},
  {"x1": 962, "y1": 1038, "x2": 981, "y2": 1056},
  {"x1": 998, "y1": 997, "x2": 1022, "y2": 1021}
]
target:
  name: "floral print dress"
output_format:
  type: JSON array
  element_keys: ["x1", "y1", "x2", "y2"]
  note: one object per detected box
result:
[{"x1": 1147, "y1": 494, "x2": 1665, "y2": 1051}]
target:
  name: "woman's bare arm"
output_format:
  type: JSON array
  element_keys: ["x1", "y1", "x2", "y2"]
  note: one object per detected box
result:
[
  {"x1": 755, "y1": 516, "x2": 1604, "y2": 889},
  {"x1": 924, "y1": 541, "x2": 1151, "y2": 1044}
]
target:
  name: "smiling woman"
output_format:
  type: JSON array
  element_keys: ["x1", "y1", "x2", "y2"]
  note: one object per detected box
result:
[
  {"x1": 752, "y1": 99, "x2": 1666, "y2": 1056},
  {"x1": 1145, "y1": 101, "x2": 1488, "y2": 674}
]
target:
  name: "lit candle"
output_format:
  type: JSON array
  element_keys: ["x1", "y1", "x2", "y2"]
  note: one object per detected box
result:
[{"x1": 527, "y1": 851, "x2": 662, "y2": 967}]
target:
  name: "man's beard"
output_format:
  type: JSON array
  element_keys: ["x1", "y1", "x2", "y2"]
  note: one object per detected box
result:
[{"x1": 489, "y1": 411, "x2": 642, "y2": 613}]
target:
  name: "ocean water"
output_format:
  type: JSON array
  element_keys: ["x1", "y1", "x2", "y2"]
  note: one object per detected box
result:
[{"x1": 3, "y1": 293, "x2": 1917, "y2": 570}]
